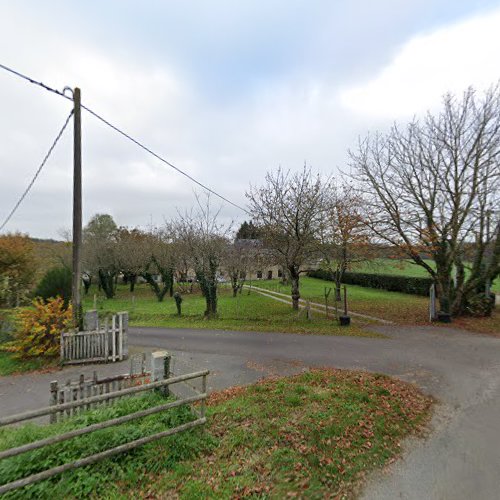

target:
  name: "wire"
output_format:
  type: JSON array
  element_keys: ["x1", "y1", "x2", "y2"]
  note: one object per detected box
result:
[
  {"x1": 0, "y1": 110, "x2": 74, "y2": 232},
  {"x1": 0, "y1": 62, "x2": 72, "y2": 101},
  {"x1": 0, "y1": 62, "x2": 250, "y2": 215},
  {"x1": 81, "y1": 104, "x2": 250, "y2": 214}
]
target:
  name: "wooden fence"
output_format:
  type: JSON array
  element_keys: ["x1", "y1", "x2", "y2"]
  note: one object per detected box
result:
[
  {"x1": 0, "y1": 369, "x2": 209, "y2": 496},
  {"x1": 49, "y1": 354, "x2": 151, "y2": 423},
  {"x1": 60, "y1": 312, "x2": 128, "y2": 364}
]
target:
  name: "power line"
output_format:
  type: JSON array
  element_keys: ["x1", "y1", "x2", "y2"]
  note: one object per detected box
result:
[
  {"x1": 0, "y1": 110, "x2": 74, "y2": 232},
  {"x1": 81, "y1": 104, "x2": 251, "y2": 215},
  {"x1": 0, "y1": 62, "x2": 250, "y2": 215},
  {"x1": 0, "y1": 62, "x2": 72, "y2": 101}
]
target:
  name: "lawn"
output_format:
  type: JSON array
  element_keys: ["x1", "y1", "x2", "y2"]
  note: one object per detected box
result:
[
  {"x1": 257, "y1": 277, "x2": 429, "y2": 324},
  {"x1": 352, "y1": 258, "x2": 499, "y2": 293},
  {"x1": 0, "y1": 369, "x2": 433, "y2": 499},
  {"x1": 257, "y1": 277, "x2": 500, "y2": 334},
  {"x1": 83, "y1": 284, "x2": 380, "y2": 338}
]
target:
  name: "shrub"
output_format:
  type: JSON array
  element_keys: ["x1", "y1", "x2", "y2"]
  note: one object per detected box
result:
[
  {"x1": 308, "y1": 269, "x2": 433, "y2": 296},
  {"x1": 9, "y1": 297, "x2": 73, "y2": 358},
  {"x1": 34, "y1": 267, "x2": 72, "y2": 306}
]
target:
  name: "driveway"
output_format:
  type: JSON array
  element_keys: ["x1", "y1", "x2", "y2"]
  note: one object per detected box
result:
[{"x1": 1, "y1": 325, "x2": 499, "y2": 499}]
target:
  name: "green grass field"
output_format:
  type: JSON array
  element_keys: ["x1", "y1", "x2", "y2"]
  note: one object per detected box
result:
[
  {"x1": 83, "y1": 283, "x2": 380, "y2": 337},
  {"x1": 257, "y1": 277, "x2": 429, "y2": 324},
  {"x1": 351, "y1": 258, "x2": 499, "y2": 293},
  {"x1": 257, "y1": 276, "x2": 500, "y2": 334},
  {"x1": 0, "y1": 369, "x2": 433, "y2": 499}
]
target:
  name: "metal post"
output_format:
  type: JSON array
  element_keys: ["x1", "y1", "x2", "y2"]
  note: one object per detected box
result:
[{"x1": 72, "y1": 87, "x2": 82, "y2": 330}]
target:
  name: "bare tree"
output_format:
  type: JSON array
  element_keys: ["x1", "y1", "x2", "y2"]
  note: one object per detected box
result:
[
  {"x1": 225, "y1": 239, "x2": 261, "y2": 297},
  {"x1": 318, "y1": 183, "x2": 373, "y2": 300},
  {"x1": 83, "y1": 214, "x2": 119, "y2": 299},
  {"x1": 349, "y1": 86, "x2": 500, "y2": 317},
  {"x1": 247, "y1": 166, "x2": 328, "y2": 310},
  {"x1": 169, "y1": 194, "x2": 230, "y2": 318},
  {"x1": 139, "y1": 229, "x2": 176, "y2": 302}
]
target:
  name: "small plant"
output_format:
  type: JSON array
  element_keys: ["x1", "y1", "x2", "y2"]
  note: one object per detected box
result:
[
  {"x1": 8, "y1": 297, "x2": 73, "y2": 359},
  {"x1": 34, "y1": 267, "x2": 72, "y2": 306}
]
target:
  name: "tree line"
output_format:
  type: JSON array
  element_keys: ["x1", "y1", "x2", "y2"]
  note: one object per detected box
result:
[{"x1": 1, "y1": 85, "x2": 498, "y2": 320}]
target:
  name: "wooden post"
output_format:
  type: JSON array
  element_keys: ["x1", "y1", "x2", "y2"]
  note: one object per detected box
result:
[
  {"x1": 201, "y1": 374, "x2": 207, "y2": 418},
  {"x1": 111, "y1": 317, "x2": 116, "y2": 362},
  {"x1": 50, "y1": 381, "x2": 58, "y2": 424},
  {"x1": 60, "y1": 333, "x2": 65, "y2": 363},
  {"x1": 118, "y1": 314, "x2": 123, "y2": 361},
  {"x1": 72, "y1": 87, "x2": 82, "y2": 331},
  {"x1": 429, "y1": 284, "x2": 437, "y2": 321},
  {"x1": 65, "y1": 381, "x2": 71, "y2": 417},
  {"x1": 79, "y1": 374, "x2": 84, "y2": 405}
]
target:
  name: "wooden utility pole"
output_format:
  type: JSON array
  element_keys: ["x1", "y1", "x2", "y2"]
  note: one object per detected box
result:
[{"x1": 72, "y1": 87, "x2": 82, "y2": 329}]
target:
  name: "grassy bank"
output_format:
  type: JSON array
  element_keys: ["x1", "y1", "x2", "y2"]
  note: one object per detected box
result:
[
  {"x1": 0, "y1": 369, "x2": 433, "y2": 499},
  {"x1": 0, "y1": 351, "x2": 59, "y2": 377},
  {"x1": 83, "y1": 284, "x2": 380, "y2": 337}
]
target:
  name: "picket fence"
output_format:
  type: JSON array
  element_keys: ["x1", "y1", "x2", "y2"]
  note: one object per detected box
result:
[{"x1": 49, "y1": 353, "x2": 151, "y2": 423}]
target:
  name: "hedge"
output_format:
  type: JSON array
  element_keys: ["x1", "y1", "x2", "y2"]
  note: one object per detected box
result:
[{"x1": 308, "y1": 269, "x2": 433, "y2": 296}]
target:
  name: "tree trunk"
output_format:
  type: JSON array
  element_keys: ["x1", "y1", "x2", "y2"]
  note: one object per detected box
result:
[
  {"x1": 129, "y1": 275, "x2": 136, "y2": 293},
  {"x1": 289, "y1": 266, "x2": 300, "y2": 310},
  {"x1": 98, "y1": 269, "x2": 115, "y2": 299}
]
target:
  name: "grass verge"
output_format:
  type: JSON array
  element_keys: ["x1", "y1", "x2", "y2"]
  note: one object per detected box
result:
[
  {"x1": 0, "y1": 351, "x2": 59, "y2": 377},
  {"x1": 0, "y1": 369, "x2": 433, "y2": 499}
]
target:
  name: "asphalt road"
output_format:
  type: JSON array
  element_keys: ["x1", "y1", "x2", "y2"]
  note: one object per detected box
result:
[
  {"x1": 1, "y1": 325, "x2": 499, "y2": 499},
  {"x1": 128, "y1": 325, "x2": 500, "y2": 500}
]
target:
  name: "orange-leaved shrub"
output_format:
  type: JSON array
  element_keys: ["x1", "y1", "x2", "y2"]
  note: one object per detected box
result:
[{"x1": 10, "y1": 297, "x2": 73, "y2": 358}]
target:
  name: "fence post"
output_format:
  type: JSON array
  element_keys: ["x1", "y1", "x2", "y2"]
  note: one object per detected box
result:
[
  {"x1": 60, "y1": 334, "x2": 64, "y2": 363},
  {"x1": 84, "y1": 310, "x2": 98, "y2": 332},
  {"x1": 111, "y1": 316, "x2": 116, "y2": 362},
  {"x1": 49, "y1": 381, "x2": 58, "y2": 424},
  {"x1": 429, "y1": 284, "x2": 437, "y2": 321},
  {"x1": 201, "y1": 374, "x2": 207, "y2": 418},
  {"x1": 117, "y1": 315, "x2": 123, "y2": 361},
  {"x1": 151, "y1": 351, "x2": 171, "y2": 397},
  {"x1": 117, "y1": 311, "x2": 129, "y2": 359}
]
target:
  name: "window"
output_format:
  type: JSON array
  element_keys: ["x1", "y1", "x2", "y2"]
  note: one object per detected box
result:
[{"x1": 256, "y1": 270, "x2": 263, "y2": 279}]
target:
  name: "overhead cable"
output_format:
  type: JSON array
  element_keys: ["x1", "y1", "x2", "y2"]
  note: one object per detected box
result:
[{"x1": 0, "y1": 110, "x2": 74, "y2": 232}]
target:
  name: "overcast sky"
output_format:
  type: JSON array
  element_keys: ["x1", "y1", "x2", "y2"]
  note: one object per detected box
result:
[{"x1": 1, "y1": 0, "x2": 500, "y2": 238}]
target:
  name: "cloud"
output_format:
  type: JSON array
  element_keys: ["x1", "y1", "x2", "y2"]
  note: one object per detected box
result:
[
  {"x1": 339, "y1": 7, "x2": 500, "y2": 118},
  {"x1": 1, "y1": 2, "x2": 498, "y2": 238}
]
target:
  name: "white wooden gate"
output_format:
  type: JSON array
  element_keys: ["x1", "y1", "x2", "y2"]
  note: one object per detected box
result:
[{"x1": 60, "y1": 312, "x2": 128, "y2": 364}]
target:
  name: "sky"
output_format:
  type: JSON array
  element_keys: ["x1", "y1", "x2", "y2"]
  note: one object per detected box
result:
[{"x1": 1, "y1": 0, "x2": 500, "y2": 238}]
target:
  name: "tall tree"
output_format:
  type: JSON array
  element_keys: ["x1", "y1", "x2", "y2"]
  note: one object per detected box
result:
[
  {"x1": 225, "y1": 239, "x2": 262, "y2": 297},
  {"x1": 170, "y1": 194, "x2": 229, "y2": 318},
  {"x1": 0, "y1": 233, "x2": 37, "y2": 307},
  {"x1": 116, "y1": 227, "x2": 148, "y2": 293},
  {"x1": 247, "y1": 166, "x2": 328, "y2": 310},
  {"x1": 318, "y1": 183, "x2": 373, "y2": 299},
  {"x1": 83, "y1": 214, "x2": 119, "y2": 298},
  {"x1": 236, "y1": 220, "x2": 261, "y2": 240},
  {"x1": 349, "y1": 86, "x2": 500, "y2": 317},
  {"x1": 140, "y1": 230, "x2": 176, "y2": 302}
]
